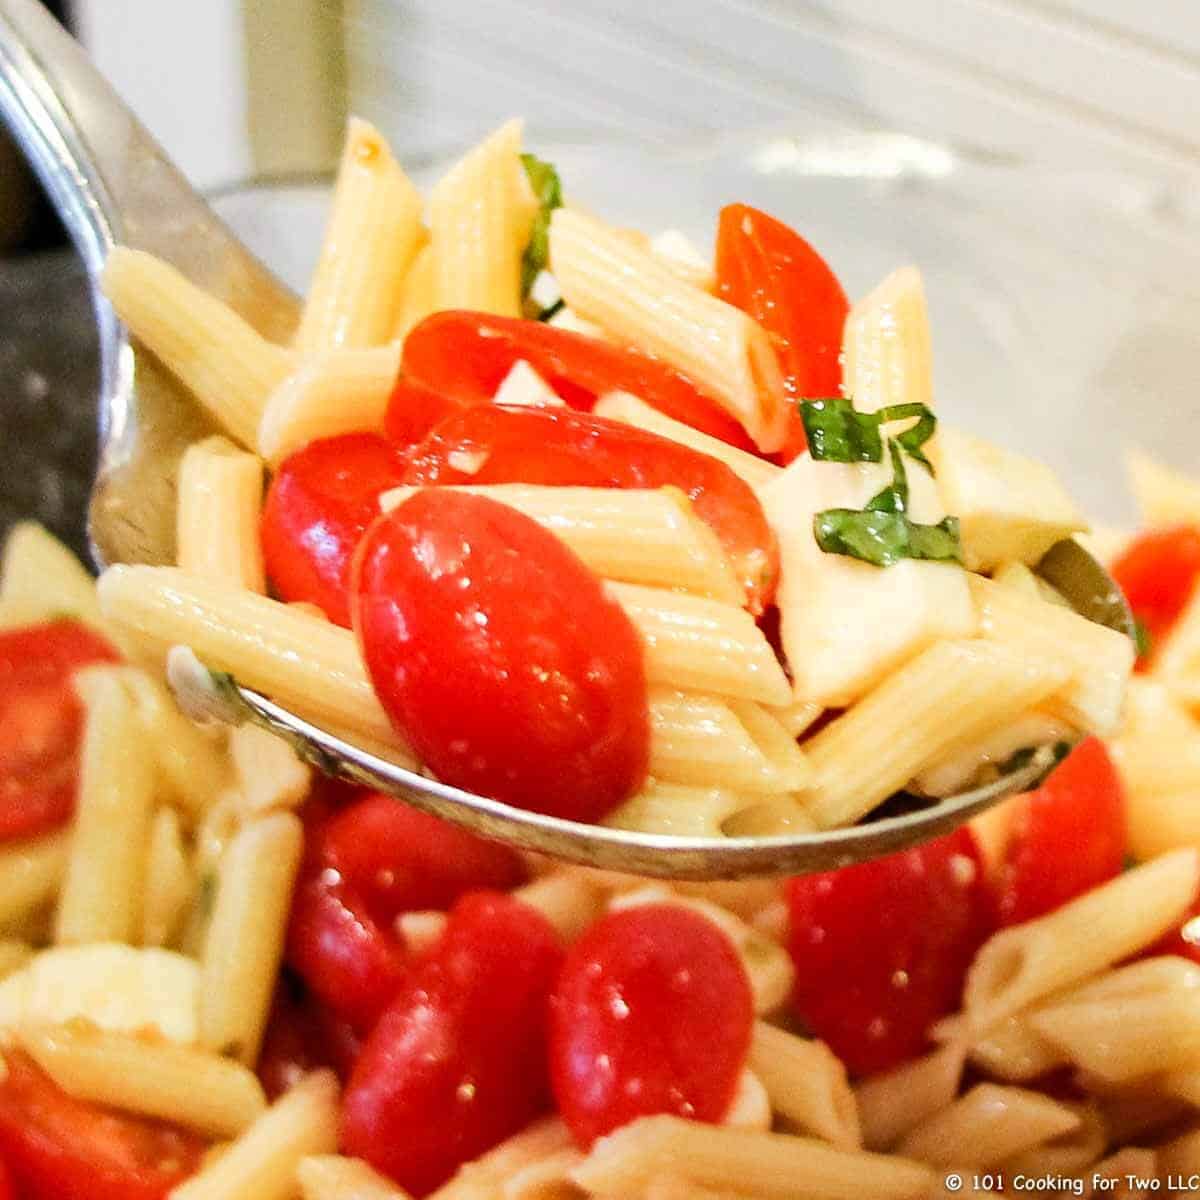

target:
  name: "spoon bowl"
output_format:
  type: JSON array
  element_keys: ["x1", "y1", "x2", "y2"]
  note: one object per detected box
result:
[{"x1": 0, "y1": 0, "x2": 1135, "y2": 878}]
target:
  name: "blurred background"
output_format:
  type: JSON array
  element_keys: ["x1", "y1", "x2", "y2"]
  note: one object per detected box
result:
[{"x1": 3, "y1": 0, "x2": 1200, "y2": 554}]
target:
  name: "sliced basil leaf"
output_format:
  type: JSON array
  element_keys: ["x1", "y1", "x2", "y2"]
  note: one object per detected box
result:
[
  {"x1": 537, "y1": 298, "x2": 565, "y2": 323},
  {"x1": 878, "y1": 401, "x2": 937, "y2": 471},
  {"x1": 520, "y1": 153, "x2": 563, "y2": 300},
  {"x1": 1133, "y1": 617, "x2": 1153, "y2": 661},
  {"x1": 800, "y1": 398, "x2": 884, "y2": 463},
  {"x1": 813, "y1": 509, "x2": 964, "y2": 567},
  {"x1": 866, "y1": 442, "x2": 909, "y2": 515}
]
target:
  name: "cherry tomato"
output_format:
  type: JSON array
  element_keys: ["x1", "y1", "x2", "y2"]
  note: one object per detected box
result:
[
  {"x1": 0, "y1": 1050, "x2": 204, "y2": 1200},
  {"x1": 1111, "y1": 525, "x2": 1200, "y2": 668},
  {"x1": 995, "y1": 738, "x2": 1127, "y2": 926},
  {"x1": 353, "y1": 491, "x2": 650, "y2": 822},
  {"x1": 549, "y1": 903, "x2": 754, "y2": 1148},
  {"x1": 257, "y1": 982, "x2": 362, "y2": 1100},
  {"x1": 715, "y1": 204, "x2": 849, "y2": 463},
  {"x1": 400, "y1": 404, "x2": 778, "y2": 612},
  {"x1": 260, "y1": 433, "x2": 409, "y2": 627},
  {"x1": 0, "y1": 620, "x2": 120, "y2": 843},
  {"x1": 786, "y1": 828, "x2": 994, "y2": 1077},
  {"x1": 341, "y1": 891, "x2": 564, "y2": 1195},
  {"x1": 0, "y1": 1156, "x2": 13, "y2": 1200},
  {"x1": 396, "y1": 310, "x2": 757, "y2": 450},
  {"x1": 1147, "y1": 894, "x2": 1200, "y2": 965}
]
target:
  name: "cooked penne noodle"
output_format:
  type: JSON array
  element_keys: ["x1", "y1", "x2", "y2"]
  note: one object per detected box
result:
[
  {"x1": 297, "y1": 1154, "x2": 413, "y2": 1200},
  {"x1": 141, "y1": 807, "x2": 193, "y2": 949},
  {"x1": 429, "y1": 120, "x2": 536, "y2": 319},
  {"x1": 258, "y1": 345, "x2": 401, "y2": 466},
  {"x1": 643, "y1": 1178, "x2": 757, "y2": 1200},
  {"x1": 176, "y1": 436, "x2": 266, "y2": 592},
  {"x1": 963, "y1": 1013, "x2": 1069, "y2": 1083},
  {"x1": 512, "y1": 873, "x2": 605, "y2": 943},
  {"x1": 381, "y1": 485, "x2": 742, "y2": 604},
  {"x1": 650, "y1": 229, "x2": 715, "y2": 292},
  {"x1": 20, "y1": 1024, "x2": 267, "y2": 1137},
  {"x1": 1000, "y1": 1102, "x2": 1105, "y2": 1177},
  {"x1": 198, "y1": 812, "x2": 303, "y2": 1065},
  {"x1": 670, "y1": 879, "x2": 783, "y2": 921},
  {"x1": 969, "y1": 574, "x2": 1134, "y2": 737},
  {"x1": 720, "y1": 795, "x2": 817, "y2": 837},
  {"x1": 97, "y1": 566, "x2": 409, "y2": 751},
  {"x1": 648, "y1": 690, "x2": 809, "y2": 795},
  {"x1": 101, "y1": 248, "x2": 292, "y2": 448},
  {"x1": 855, "y1": 1043, "x2": 967, "y2": 1152},
  {"x1": 963, "y1": 849, "x2": 1200, "y2": 1032},
  {"x1": 749, "y1": 1022, "x2": 860, "y2": 1148},
  {"x1": 1127, "y1": 447, "x2": 1200, "y2": 529},
  {"x1": 571, "y1": 1115, "x2": 935, "y2": 1199},
  {"x1": 609, "y1": 887, "x2": 794, "y2": 1015},
  {"x1": 896, "y1": 1083, "x2": 1080, "y2": 1169},
  {"x1": 551, "y1": 209, "x2": 786, "y2": 452},
  {"x1": 169, "y1": 1070, "x2": 339, "y2": 1200},
  {"x1": 501, "y1": 1146, "x2": 584, "y2": 1198},
  {"x1": 592, "y1": 392, "x2": 783, "y2": 491},
  {"x1": 606, "y1": 583, "x2": 792, "y2": 706},
  {"x1": 0, "y1": 832, "x2": 69, "y2": 933},
  {"x1": 229, "y1": 724, "x2": 312, "y2": 815},
  {"x1": 0, "y1": 521, "x2": 112, "y2": 636},
  {"x1": 802, "y1": 640, "x2": 1069, "y2": 829},
  {"x1": 603, "y1": 781, "x2": 748, "y2": 839},
  {"x1": 55, "y1": 667, "x2": 155, "y2": 945},
  {"x1": 991, "y1": 560, "x2": 1072, "y2": 609},
  {"x1": 721, "y1": 1069, "x2": 772, "y2": 1133},
  {"x1": 392, "y1": 242, "x2": 435, "y2": 343},
  {"x1": 1163, "y1": 1067, "x2": 1200, "y2": 1108},
  {"x1": 0, "y1": 940, "x2": 31, "y2": 980},
  {"x1": 121, "y1": 666, "x2": 230, "y2": 822},
  {"x1": 1086, "y1": 1148, "x2": 1159, "y2": 1199},
  {"x1": 914, "y1": 710, "x2": 1074, "y2": 799},
  {"x1": 294, "y1": 118, "x2": 423, "y2": 351},
  {"x1": 765, "y1": 697, "x2": 824, "y2": 739},
  {"x1": 429, "y1": 1118, "x2": 574, "y2": 1200}
]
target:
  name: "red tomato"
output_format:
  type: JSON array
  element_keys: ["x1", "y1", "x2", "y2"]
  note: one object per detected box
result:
[
  {"x1": 257, "y1": 984, "x2": 362, "y2": 1100},
  {"x1": 786, "y1": 828, "x2": 994, "y2": 1077},
  {"x1": 1111, "y1": 525, "x2": 1200, "y2": 667},
  {"x1": 995, "y1": 738, "x2": 1127, "y2": 926},
  {"x1": 384, "y1": 376, "x2": 460, "y2": 447},
  {"x1": 341, "y1": 891, "x2": 564, "y2": 1195},
  {"x1": 1146, "y1": 895, "x2": 1200, "y2": 965},
  {"x1": 0, "y1": 1156, "x2": 13, "y2": 1200},
  {"x1": 400, "y1": 404, "x2": 778, "y2": 612},
  {"x1": 715, "y1": 204, "x2": 849, "y2": 463},
  {"x1": 549, "y1": 903, "x2": 754, "y2": 1148},
  {"x1": 260, "y1": 433, "x2": 409, "y2": 627},
  {"x1": 396, "y1": 310, "x2": 757, "y2": 450},
  {"x1": 0, "y1": 1050, "x2": 204, "y2": 1200},
  {"x1": 0, "y1": 620, "x2": 120, "y2": 843},
  {"x1": 353, "y1": 491, "x2": 650, "y2": 822}
]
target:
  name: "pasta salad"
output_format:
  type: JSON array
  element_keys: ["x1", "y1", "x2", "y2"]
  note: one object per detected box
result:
[{"x1": 90, "y1": 117, "x2": 1132, "y2": 836}]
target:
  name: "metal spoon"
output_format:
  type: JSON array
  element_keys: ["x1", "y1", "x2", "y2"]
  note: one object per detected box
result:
[{"x1": 0, "y1": 0, "x2": 1135, "y2": 879}]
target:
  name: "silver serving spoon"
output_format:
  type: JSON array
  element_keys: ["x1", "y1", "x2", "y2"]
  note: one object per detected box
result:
[{"x1": 0, "y1": 0, "x2": 1135, "y2": 879}]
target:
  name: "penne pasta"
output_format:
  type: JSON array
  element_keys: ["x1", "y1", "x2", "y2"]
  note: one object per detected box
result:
[
  {"x1": 141, "y1": 806, "x2": 194, "y2": 949},
  {"x1": 802, "y1": 639, "x2": 1069, "y2": 829},
  {"x1": 0, "y1": 521, "x2": 112, "y2": 637},
  {"x1": 229, "y1": 723, "x2": 312, "y2": 815},
  {"x1": 551, "y1": 208, "x2": 786, "y2": 452},
  {"x1": 963, "y1": 1013, "x2": 1069, "y2": 1083},
  {"x1": 392, "y1": 242, "x2": 436, "y2": 343},
  {"x1": 592, "y1": 392, "x2": 783, "y2": 491},
  {"x1": 294, "y1": 118, "x2": 424, "y2": 351},
  {"x1": 257, "y1": 345, "x2": 401, "y2": 466},
  {"x1": 101, "y1": 247, "x2": 292, "y2": 448},
  {"x1": 896, "y1": 1083, "x2": 1081, "y2": 1169},
  {"x1": 1000, "y1": 1102, "x2": 1105, "y2": 1177},
  {"x1": 571, "y1": 1115, "x2": 936, "y2": 1199},
  {"x1": 55, "y1": 667, "x2": 155, "y2": 945},
  {"x1": 176, "y1": 436, "x2": 266, "y2": 593},
  {"x1": 381, "y1": 485, "x2": 742, "y2": 605},
  {"x1": 428, "y1": 120, "x2": 537, "y2": 319},
  {"x1": 0, "y1": 832, "x2": 69, "y2": 934},
  {"x1": 20, "y1": 1024, "x2": 267, "y2": 1137},
  {"x1": 97, "y1": 565, "x2": 410, "y2": 752},
  {"x1": 720, "y1": 795, "x2": 817, "y2": 837},
  {"x1": 606, "y1": 582, "x2": 792, "y2": 706},
  {"x1": 298, "y1": 1154, "x2": 413, "y2": 1200},
  {"x1": 722, "y1": 1068, "x2": 772, "y2": 1133},
  {"x1": 750, "y1": 1022, "x2": 861, "y2": 1148},
  {"x1": 603, "y1": 781, "x2": 748, "y2": 839},
  {"x1": 855, "y1": 1043, "x2": 967, "y2": 1152},
  {"x1": 963, "y1": 849, "x2": 1200, "y2": 1032},
  {"x1": 198, "y1": 812, "x2": 303, "y2": 1065},
  {"x1": 1127, "y1": 447, "x2": 1200, "y2": 528},
  {"x1": 511, "y1": 873, "x2": 605, "y2": 943},
  {"x1": 169, "y1": 1070, "x2": 339, "y2": 1200},
  {"x1": 429, "y1": 1118, "x2": 574, "y2": 1200}
]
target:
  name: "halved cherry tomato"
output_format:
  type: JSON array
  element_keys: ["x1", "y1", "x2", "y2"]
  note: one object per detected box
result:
[
  {"x1": 0, "y1": 1156, "x2": 13, "y2": 1200},
  {"x1": 395, "y1": 310, "x2": 756, "y2": 450},
  {"x1": 257, "y1": 982, "x2": 361, "y2": 1100},
  {"x1": 1111, "y1": 525, "x2": 1200, "y2": 668},
  {"x1": 400, "y1": 404, "x2": 778, "y2": 612},
  {"x1": 995, "y1": 738, "x2": 1127, "y2": 927},
  {"x1": 260, "y1": 433, "x2": 409, "y2": 627},
  {"x1": 549, "y1": 903, "x2": 754, "y2": 1148},
  {"x1": 353, "y1": 491, "x2": 650, "y2": 822},
  {"x1": 0, "y1": 620, "x2": 120, "y2": 843},
  {"x1": 786, "y1": 828, "x2": 994, "y2": 1077},
  {"x1": 384, "y1": 377, "x2": 460, "y2": 447},
  {"x1": 715, "y1": 204, "x2": 849, "y2": 463},
  {"x1": 0, "y1": 1050, "x2": 204, "y2": 1200},
  {"x1": 341, "y1": 891, "x2": 564, "y2": 1195}
]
